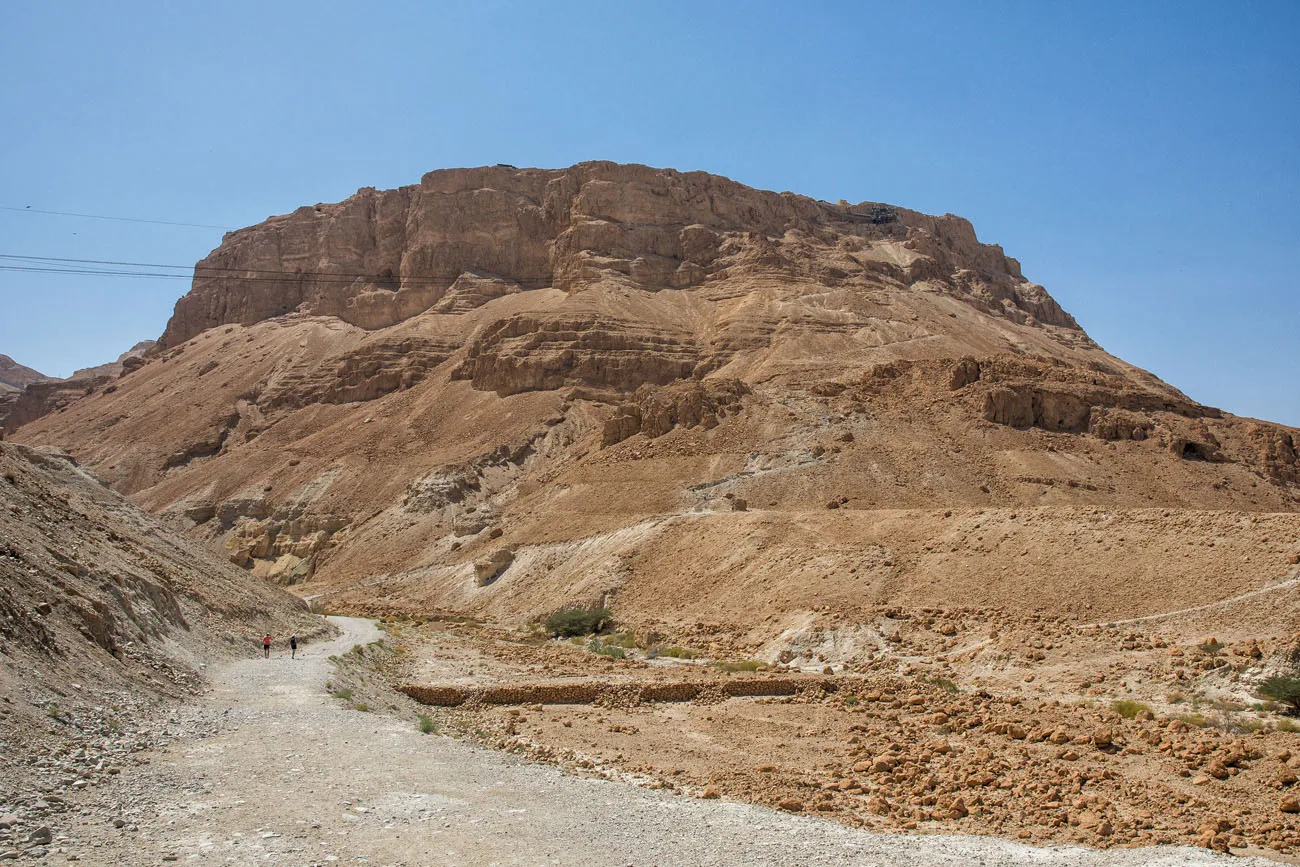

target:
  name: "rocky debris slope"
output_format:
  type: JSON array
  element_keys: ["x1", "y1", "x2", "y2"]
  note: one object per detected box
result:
[
  {"x1": 0, "y1": 440, "x2": 328, "y2": 828},
  {"x1": 377, "y1": 608, "x2": 1300, "y2": 858}
]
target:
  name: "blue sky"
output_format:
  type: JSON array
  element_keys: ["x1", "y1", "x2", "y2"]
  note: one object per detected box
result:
[{"x1": 1, "y1": 1, "x2": 1297, "y2": 424}]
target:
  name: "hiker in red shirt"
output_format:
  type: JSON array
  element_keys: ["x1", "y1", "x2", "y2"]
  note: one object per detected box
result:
[{"x1": 263, "y1": 633, "x2": 272, "y2": 659}]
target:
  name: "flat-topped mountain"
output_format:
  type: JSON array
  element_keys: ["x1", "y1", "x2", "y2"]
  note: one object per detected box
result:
[{"x1": 12, "y1": 163, "x2": 1300, "y2": 632}]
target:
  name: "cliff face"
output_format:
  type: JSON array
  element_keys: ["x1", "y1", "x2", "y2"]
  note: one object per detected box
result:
[
  {"x1": 14, "y1": 163, "x2": 1300, "y2": 625},
  {"x1": 160, "y1": 162, "x2": 1073, "y2": 349}
]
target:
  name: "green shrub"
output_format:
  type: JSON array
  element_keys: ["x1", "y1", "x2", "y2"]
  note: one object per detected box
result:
[
  {"x1": 418, "y1": 714, "x2": 437, "y2": 735},
  {"x1": 658, "y1": 646, "x2": 697, "y2": 659},
  {"x1": 587, "y1": 638, "x2": 626, "y2": 659},
  {"x1": 545, "y1": 606, "x2": 611, "y2": 637},
  {"x1": 46, "y1": 703, "x2": 61, "y2": 719},
  {"x1": 1111, "y1": 699, "x2": 1152, "y2": 719},
  {"x1": 712, "y1": 660, "x2": 764, "y2": 673},
  {"x1": 333, "y1": 688, "x2": 353, "y2": 701},
  {"x1": 1175, "y1": 712, "x2": 1210, "y2": 728},
  {"x1": 350, "y1": 702, "x2": 371, "y2": 713},
  {"x1": 1258, "y1": 675, "x2": 1300, "y2": 715},
  {"x1": 1277, "y1": 718, "x2": 1300, "y2": 733}
]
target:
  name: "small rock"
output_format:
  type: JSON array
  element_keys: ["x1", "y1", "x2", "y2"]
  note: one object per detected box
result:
[
  {"x1": 1280, "y1": 795, "x2": 1300, "y2": 813},
  {"x1": 777, "y1": 798, "x2": 803, "y2": 812},
  {"x1": 26, "y1": 828, "x2": 51, "y2": 846}
]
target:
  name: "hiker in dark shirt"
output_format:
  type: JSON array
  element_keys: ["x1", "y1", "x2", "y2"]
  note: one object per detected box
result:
[{"x1": 290, "y1": 634, "x2": 299, "y2": 659}]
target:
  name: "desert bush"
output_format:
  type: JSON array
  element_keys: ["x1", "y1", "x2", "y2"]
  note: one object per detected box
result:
[
  {"x1": 332, "y1": 687, "x2": 353, "y2": 701},
  {"x1": 1111, "y1": 699, "x2": 1152, "y2": 719},
  {"x1": 926, "y1": 676, "x2": 960, "y2": 694},
  {"x1": 1277, "y1": 718, "x2": 1300, "y2": 733},
  {"x1": 657, "y1": 646, "x2": 697, "y2": 659},
  {"x1": 587, "y1": 637, "x2": 626, "y2": 659},
  {"x1": 545, "y1": 606, "x2": 611, "y2": 637},
  {"x1": 1175, "y1": 712, "x2": 1210, "y2": 728},
  {"x1": 1258, "y1": 675, "x2": 1300, "y2": 715},
  {"x1": 712, "y1": 660, "x2": 764, "y2": 673},
  {"x1": 1232, "y1": 717, "x2": 1268, "y2": 734},
  {"x1": 418, "y1": 714, "x2": 437, "y2": 735}
]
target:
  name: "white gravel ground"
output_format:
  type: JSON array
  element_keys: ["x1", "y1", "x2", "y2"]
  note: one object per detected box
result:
[{"x1": 48, "y1": 616, "x2": 1277, "y2": 866}]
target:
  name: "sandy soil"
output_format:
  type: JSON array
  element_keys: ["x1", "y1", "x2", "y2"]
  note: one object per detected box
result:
[{"x1": 4, "y1": 616, "x2": 1271, "y2": 866}]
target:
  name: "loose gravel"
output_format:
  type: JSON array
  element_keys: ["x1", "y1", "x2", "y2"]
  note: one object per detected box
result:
[{"x1": 14, "y1": 617, "x2": 1274, "y2": 866}]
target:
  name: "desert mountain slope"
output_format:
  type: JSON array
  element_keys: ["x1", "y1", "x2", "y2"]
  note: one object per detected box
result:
[
  {"x1": 0, "y1": 440, "x2": 325, "y2": 796},
  {"x1": 0, "y1": 341, "x2": 155, "y2": 434},
  {"x1": 13, "y1": 162, "x2": 1300, "y2": 632},
  {"x1": 0, "y1": 356, "x2": 49, "y2": 391}
]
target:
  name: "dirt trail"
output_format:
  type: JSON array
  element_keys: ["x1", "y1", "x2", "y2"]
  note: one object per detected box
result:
[
  {"x1": 57, "y1": 616, "x2": 1270, "y2": 866},
  {"x1": 1079, "y1": 568, "x2": 1300, "y2": 629}
]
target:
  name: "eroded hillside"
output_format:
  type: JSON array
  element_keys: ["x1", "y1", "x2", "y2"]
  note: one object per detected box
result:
[
  {"x1": 0, "y1": 440, "x2": 326, "y2": 802},
  {"x1": 11, "y1": 162, "x2": 1299, "y2": 636}
]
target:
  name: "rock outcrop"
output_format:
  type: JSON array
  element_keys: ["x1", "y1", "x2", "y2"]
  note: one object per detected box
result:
[
  {"x1": 158, "y1": 163, "x2": 1067, "y2": 349},
  {"x1": 602, "y1": 379, "x2": 750, "y2": 446}
]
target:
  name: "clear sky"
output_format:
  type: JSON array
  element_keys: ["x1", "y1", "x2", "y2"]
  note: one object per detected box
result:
[{"x1": 2, "y1": 1, "x2": 1297, "y2": 424}]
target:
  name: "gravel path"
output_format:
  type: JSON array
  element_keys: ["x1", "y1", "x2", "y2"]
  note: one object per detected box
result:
[{"x1": 55, "y1": 616, "x2": 1271, "y2": 866}]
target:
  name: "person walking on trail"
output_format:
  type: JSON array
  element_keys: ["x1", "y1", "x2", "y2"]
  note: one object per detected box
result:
[
  {"x1": 263, "y1": 633, "x2": 272, "y2": 659},
  {"x1": 290, "y1": 634, "x2": 299, "y2": 659}
]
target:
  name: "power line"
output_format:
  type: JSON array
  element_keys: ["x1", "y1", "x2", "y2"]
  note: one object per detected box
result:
[
  {"x1": 0, "y1": 205, "x2": 235, "y2": 231},
  {"x1": 0, "y1": 253, "x2": 551, "y2": 287}
]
